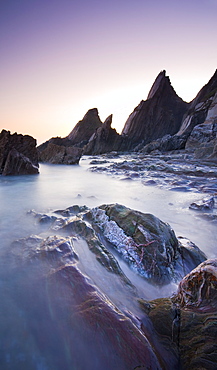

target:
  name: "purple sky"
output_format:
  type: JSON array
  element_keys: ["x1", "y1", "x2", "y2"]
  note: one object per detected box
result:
[{"x1": 1, "y1": 0, "x2": 217, "y2": 144}]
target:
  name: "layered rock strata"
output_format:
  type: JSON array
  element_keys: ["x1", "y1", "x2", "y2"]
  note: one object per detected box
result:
[
  {"x1": 122, "y1": 70, "x2": 189, "y2": 146},
  {"x1": 84, "y1": 115, "x2": 129, "y2": 155},
  {"x1": 29, "y1": 203, "x2": 206, "y2": 285},
  {"x1": 139, "y1": 259, "x2": 217, "y2": 369},
  {"x1": 67, "y1": 108, "x2": 102, "y2": 146}
]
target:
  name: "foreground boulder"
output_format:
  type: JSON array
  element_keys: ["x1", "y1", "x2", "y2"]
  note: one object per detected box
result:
[
  {"x1": 139, "y1": 258, "x2": 217, "y2": 369},
  {"x1": 10, "y1": 233, "x2": 162, "y2": 369},
  {"x1": 0, "y1": 129, "x2": 39, "y2": 175},
  {"x1": 30, "y1": 203, "x2": 206, "y2": 285}
]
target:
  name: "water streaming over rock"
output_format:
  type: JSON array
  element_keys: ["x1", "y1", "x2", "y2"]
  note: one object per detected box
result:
[{"x1": 0, "y1": 156, "x2": 216, "y2": 369}]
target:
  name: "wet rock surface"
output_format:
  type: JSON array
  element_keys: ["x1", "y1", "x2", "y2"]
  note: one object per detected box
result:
[
  {"x1": 89, "y1": 152, "x2": 217, "y2": 196},
  {"x1": 139, "y1": 258, "x2": 217, "y2": 370},
  {"x1": 189, "y1": 196, "x2": 215, "y2": 211},
  {"x1": 9, "y1": 234, "x2": 162, "y2": 369},
  {"x1": 8, "y1": 203, "x2": 217, "y2": 369},
  {"x1": 29, "y1": 204, "x2": 206, "y2": 286}
]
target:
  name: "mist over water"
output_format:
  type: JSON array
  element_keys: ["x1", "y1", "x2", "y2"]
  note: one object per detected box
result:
[{"x1": 0, "y1": 156, "x2": 216, "y2": 368}]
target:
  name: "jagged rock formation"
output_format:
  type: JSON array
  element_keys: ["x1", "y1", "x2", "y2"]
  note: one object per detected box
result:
[
  {"x1": 83, "y1": 115, "x2": 129, "y2": 155},
  {"x1": 127, "y1": 69, "x2": 217, "y2": 157},
  {"x1": 178, "y1": 69, "x2": 217, "y2": 136},
  {"x1": 0, "y1": 130, "x2": 39, "y2": 175},
  {"x1": 38, "y1": 109, "x2": 130, "y2": 160},
  {"x1": 38, "y1": 69, "x2": 217, "y2": 159},
  {"x1": 122, "y1": 70, "x2": 189, "y2": 146},
  {"x1": 67, "y1": 108, "x2": 102, "y2": 146}
]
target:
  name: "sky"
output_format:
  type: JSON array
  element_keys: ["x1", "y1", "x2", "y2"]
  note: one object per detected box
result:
[{"x1": 0, "y1": 0, "x2": 217, "y2": 145}]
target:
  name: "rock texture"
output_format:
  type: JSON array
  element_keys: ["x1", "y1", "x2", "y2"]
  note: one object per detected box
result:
[
  {"x1": 10, "y1": 230, "x2": 162, "y2": 369},
  {"x1": 10, "y1": 203, "x2": 216, "y2": 369},
  {"x1": 38, "y1": 69, "x2": 217, "y2": 158},
  {"x1": 83, "y1": 115, "x2": 129, "y2": 155},
  {"x1": 30, "y1": 203, "x2": 206, "y2": 286},
  {"x1": 92, "y1": 204, "x2": 206, "y2": 285},
  {"x1": 127, "y1": 69, "x2": 217, "y2": 157},
  {"x1": 139, "y1": 258, "x2": 217, "y2": 370},
  {"x1": 38, "y1": 141, "x2": 82, "y2": 164},
  {"x1": 122, "y1": 70, "x2": 189, "y2": 146},
  {"x1": 0, "y1": 130, "x2": 39, "y2": 175},
  {"x1": 178, "y1": 69, "x2": 217, "y2": 136},
  {"x1": 67, "y1": 108, "x2": 102, "y2": 146}
]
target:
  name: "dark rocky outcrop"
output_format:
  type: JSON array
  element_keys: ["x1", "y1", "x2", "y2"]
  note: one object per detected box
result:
[
  {"x1": 83, "y1": 115, "x2": 129, "y2": 155},
  {"x1": 139, "y1": 133, "x2": 188, "y2": 154},
  {"x1": 186, "y1": 122, "x2": 217, "y2": 160},
  {"x1": 121, "y1": 70, "x2": 189, "y2": 146},
  {"x1": 38, "y1": 141, "x2": 82, "y2": 164},
  {"x1": 139, "y1": 258, "x2": 217, "y2": 370},
  {"x1": 178, "y1": 69, "x2": 217, "y2": 136},
  {"x1": 0, "y1": 129, "x2": 39, "y2": 175},
  {"x1": 30, "y1": 203, "x2": 206, "y2": 286},
  {"x1": 37, "y1": 69, "x2": 217, "y2": 159},
  {"x1": 91, "y1": 204, "x2": 206, "y2": 285},
  {"x1": 127, "y1": 69, "x2": 217, "y2": 157},
  {"x1": 10, "y1": 233, "x2": 162, "y2": 370},
  {"x1": 67, "y1": 108, "x2": 102, "y2": 146}
]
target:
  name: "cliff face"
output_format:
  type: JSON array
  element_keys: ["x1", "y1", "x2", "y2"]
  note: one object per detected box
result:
[
  {"x1": 122, "y1": 70, "x2": 189, "y2": 146},
  {"x1": 67, "y1": 108, "x2": 102, "y2": 146}
]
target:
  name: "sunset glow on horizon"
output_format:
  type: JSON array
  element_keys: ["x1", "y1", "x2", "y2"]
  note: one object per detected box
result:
[{"x1": 1, "y1": 0, "x2": 217, "y2": 144}]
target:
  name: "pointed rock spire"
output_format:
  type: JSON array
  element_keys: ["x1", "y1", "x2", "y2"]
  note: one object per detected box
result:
[
  {"x1": 67, "y1": 108, "x2": 102, "y2": 145},
  {"x1": 147, "y1": 70, "x2": 167, "y2": 99},
  {"x1": 121, "y1": 71, "x2": 188, "y2": 145}
]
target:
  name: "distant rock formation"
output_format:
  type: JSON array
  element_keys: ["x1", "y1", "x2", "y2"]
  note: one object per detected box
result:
[
  {"x1": 122, "y1": 70, "x2": 189, "y2": 146},
  {"x1": 83, "y1": 115, "x2": 129, "y2": 155},
  {"x1": 136, "y1": 69, "x2": 217, "y2": 157},
  {"x1": 178, "y1": 69, "x2": 217, "y2": 136},
  {"x1": 67, "y1": 108, "x2": 102, "y2": 146},
  {"x1": 38, "y1": 69, "x2": 217, "y2": 159},
  {"x1": 38, "y1": 142, "x2": 82, "y2": 164},
  {"x1": 37, "y1": 108, "x2": 103, "y2": 163},
  {"x1": 0, "y1": 130, "x2": 39, "y2": 176}
]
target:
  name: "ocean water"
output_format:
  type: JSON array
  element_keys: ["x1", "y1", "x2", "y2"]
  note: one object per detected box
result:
[{"x1": 0, "y1": 157, "x2": 216, "y2": 369}]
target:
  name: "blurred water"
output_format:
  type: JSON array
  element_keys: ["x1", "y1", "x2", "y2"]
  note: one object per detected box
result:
[{"x1": 0, "y1": 157, "x2": 216, "y2": 369}]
